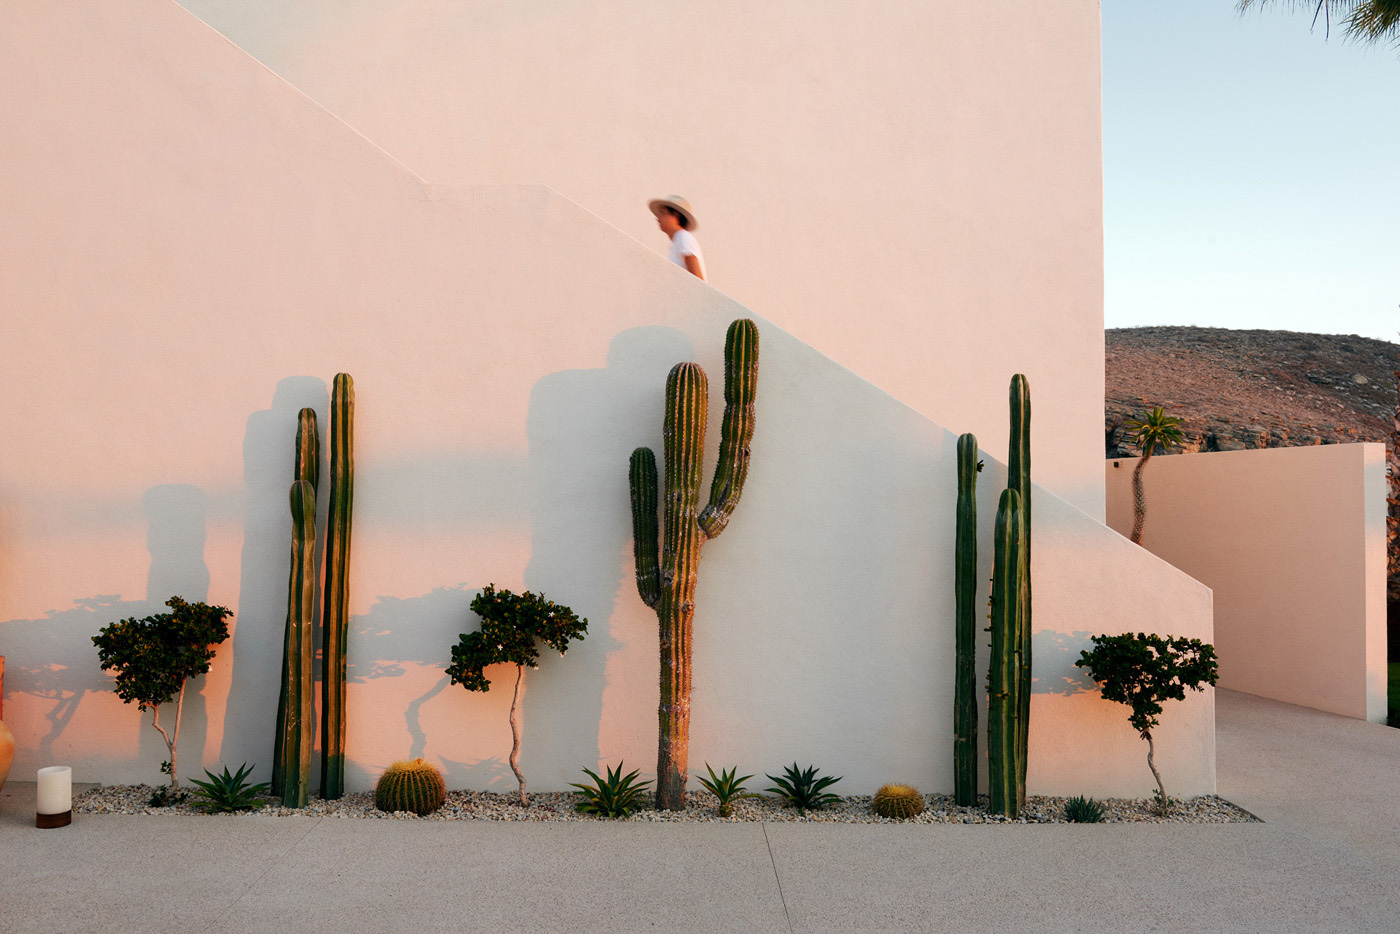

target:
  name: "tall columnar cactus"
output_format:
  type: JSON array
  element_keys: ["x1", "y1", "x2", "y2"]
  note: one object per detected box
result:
[
  {"x1": 320, "y1": 373, "x2": 355, "y2": 800},
  {"x1": 953, "y1": 432, "x2": 980, "y2": 806},
  {"x1": 278, "y1": 477, "x2": 316, "y2": 808},
  {"x1": 629, "y1": 318, "x2": 758, "y2": 811},
  {"x1": 1008, "y1": 374, "x2": 1032, "y2": 806},
  {"x1": 273, "y1": 408, "x2": 318, "y2": 802},
  {"x1": 986, "y1": 488, "x2": 1024, "y2": 818}
]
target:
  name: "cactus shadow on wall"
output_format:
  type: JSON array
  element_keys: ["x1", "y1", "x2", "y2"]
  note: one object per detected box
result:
[
  {"x1": 1031, "y1": 630, "x2": 1099, "y2": 695},
  {"x1": 520, "y1": 326, "x2": 694, "y2": 783},
  {"x1": 219, "y1": 376, "x2": 329, "y2": 775}
]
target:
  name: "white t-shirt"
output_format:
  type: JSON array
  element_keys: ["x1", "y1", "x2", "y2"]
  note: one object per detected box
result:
[{"x1": 666, "y1": 229, "x2": 705, "y2": 278}]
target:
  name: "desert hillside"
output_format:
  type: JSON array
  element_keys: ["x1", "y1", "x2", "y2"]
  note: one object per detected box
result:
[{"x1": 1106, "y1": 326, "x2": 1397, "y2": 457}]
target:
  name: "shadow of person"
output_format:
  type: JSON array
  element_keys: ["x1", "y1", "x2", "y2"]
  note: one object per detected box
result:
[
  {"x1": 519, "y1": 326, "x2": 693, "y2": 788},
  {"x1": 219, "y1": 376, "x2": 329, "y2": 779}
]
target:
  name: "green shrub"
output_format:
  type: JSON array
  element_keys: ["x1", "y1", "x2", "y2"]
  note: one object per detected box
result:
[
  {"x1": 1076, "y1": 632, "x2": 1218, "y2": 816},
  {"x1": 445, "y1": 585, "x2": 586, "y2": 806},
  {"x1": 92, "y1": 597, "x2": 232, "y2": 790}
]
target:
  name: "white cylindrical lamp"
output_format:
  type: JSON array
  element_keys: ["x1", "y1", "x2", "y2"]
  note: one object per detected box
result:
[{"x1": 36, "y1": 766, "x2": 72, "y2": 828}]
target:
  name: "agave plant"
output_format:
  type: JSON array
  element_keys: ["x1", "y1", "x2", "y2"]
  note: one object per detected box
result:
[
  {"x1": 1063, "y1": 795, "x2": 1105, "y2": 823},
  {"x1": 765, "y1": 763, "x2": 843, "y2": 812},
  {"x1": 570, "y1": 762, "x2": 652, "y2": 818},
  {"x1": 189, "y1": 763, "x2": 270, "y2": 813},
  {"x1": 697, "y1": 763, "x2": 761, "y2": 817}
]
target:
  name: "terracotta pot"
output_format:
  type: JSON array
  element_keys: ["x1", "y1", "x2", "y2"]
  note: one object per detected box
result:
[{"x1": 0, "y1": 719, "x2": 14, "y2": 793}]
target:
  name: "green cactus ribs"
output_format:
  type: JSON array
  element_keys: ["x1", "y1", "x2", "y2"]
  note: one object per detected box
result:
[
  {"x1": 277, "y1": 476, "x2": 316, "y2": 808},
  {"x1": 1008, "y1": 374, "x2": 1031, "y2": 810},
  {"x1": 320, "y1": 373, "x2": 355, "y2": 800},
  {"x1": 953, "y1": 432, "x2": 980, "y2": 807},
  {"x1": 872, "y1": 783, "x2": 926, "y2": 819},
  {"x1": 629, "y1": 318, "x2": 759, "y2": 811},
  {"x1": 987, "y1": 487, "x2": 1024, "y2": 818},
  {"x1": 374, "y1": 758, "x2": 446, "y2": 816},
  {"x1": 272, "y1": 406, "x2": 318, "y2": 801}
]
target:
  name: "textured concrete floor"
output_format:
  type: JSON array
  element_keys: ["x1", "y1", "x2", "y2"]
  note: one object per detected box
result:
[{"x1": 2, "y1": 689, "x2": 1397, "y2": 933}]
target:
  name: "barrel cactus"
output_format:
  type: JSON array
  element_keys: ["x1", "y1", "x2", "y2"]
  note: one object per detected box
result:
[
  {"x1": 374, "y1": 758, "x2": 446, "y2": 816},
  {"x1": 872, "y1": 783, "x2": 925, "y2": 819}
]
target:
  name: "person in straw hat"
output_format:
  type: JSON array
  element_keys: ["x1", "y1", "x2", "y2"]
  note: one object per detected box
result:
[{"x1": 648, "y1": 196, "x2": 705, "y2": 280}]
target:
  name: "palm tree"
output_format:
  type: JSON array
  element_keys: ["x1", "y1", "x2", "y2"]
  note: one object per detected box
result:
[
  {"x1": 1124, "y1": 407, "x2": 1186, "y2": 545},
  {"x1": 1236, "y1": 1, "x2": 1400, "y2": 47}
]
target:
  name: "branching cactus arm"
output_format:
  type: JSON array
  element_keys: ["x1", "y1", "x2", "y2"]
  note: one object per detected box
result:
[
  {"x1": 629, "y1": 447, "x2": 661, "y2": 609},
  {"x1": 698, "y1": 318, "x2": 759, "y2": 539}
]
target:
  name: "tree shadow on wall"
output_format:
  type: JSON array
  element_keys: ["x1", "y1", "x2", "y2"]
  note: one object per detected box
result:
[
  {"x1": 4, "y1": 596, "x2": 152, "y2": 767},
  {"x1": 1031, "y1": 630, "x2": 1100, "y2": 696},
  {"x1": 520, "y1": 326, "x2": 694, "y2": 777},
  {"x1": 344, "y1": 584, "x2": 478, "y2": 764},
  {"x1": 219, "y1": 376, "x2": 329, "y2": 775},
  {"x1": 5, "y1": 483, "x2": 215, "y2": 775}
]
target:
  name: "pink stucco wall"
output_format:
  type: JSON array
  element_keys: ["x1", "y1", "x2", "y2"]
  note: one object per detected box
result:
[
  {"x1": 175, "y1": 0, "x2": 1109, "y2": 520},
  {"x1": 0, "y1": 0, "x2": 1210, "y2": 798},
  {"x1": 1107, "y1": 444, "x2": 1387, "y2": 722}
]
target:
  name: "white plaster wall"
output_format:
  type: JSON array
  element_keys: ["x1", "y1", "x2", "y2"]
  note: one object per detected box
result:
[
  {"x1": 1, "y1": 0, "x2": 1207, "y2": 799},
  {"x1": 172, "y1": 0, "x2": 1109, "y2": 520},
  {"x1": 1106, "y1": 445, "x2": 1388, "y2": 722}
]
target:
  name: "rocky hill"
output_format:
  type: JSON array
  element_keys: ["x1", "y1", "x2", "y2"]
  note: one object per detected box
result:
[
  {"x1": 1105, "y1": 326, "x2": 1400, "y2": 629},
  {"x1": 1106, "y1": 326, "x2": 1397, "y2": 457}
]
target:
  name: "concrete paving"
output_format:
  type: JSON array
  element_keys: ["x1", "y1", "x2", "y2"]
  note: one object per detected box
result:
[{"x1": 2, "y1": 689, "x2": 1397, "y2": 933}]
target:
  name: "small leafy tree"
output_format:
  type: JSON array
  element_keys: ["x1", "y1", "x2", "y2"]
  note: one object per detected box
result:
[
  {"x1": 92, "y1": 596, "x2": 232, "y2": 789},
  {"x1": 1124, "y1": 406, "x2": 1185, "y2": 545},
  {"x1": 1076, "y1": 633, "x2": 1218, "y2": 815},
  {"x1": 445, "y1": 585, "x2": 586, "y2": 806}
]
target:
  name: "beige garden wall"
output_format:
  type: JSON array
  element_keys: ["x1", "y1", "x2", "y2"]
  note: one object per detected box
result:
[
  {"x1": 173, "y1": 0, "x2": 1109, "y2": 520},
  {"x1": 0, "y1": 0, "x2": 1210, "y2": 800},
  {"x1": 1107, "y1": 445, "x2": 1388, "y2": 722}
]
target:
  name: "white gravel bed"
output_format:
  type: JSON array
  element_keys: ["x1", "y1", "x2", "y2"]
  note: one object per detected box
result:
[{"x1": 75, "y1": 785, "x2": 1258, "y2": 824}]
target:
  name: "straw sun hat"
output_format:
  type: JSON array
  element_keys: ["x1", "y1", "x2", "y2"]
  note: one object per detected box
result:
[{"x1": 648, "y1": 195, "x2": 697, "y2": 231}]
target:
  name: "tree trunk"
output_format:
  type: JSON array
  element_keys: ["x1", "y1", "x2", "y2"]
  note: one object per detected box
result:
[
  {"x1": 509, "y1": 665, "x2": 527, "y2": 806},
  {"x1": 149, "y1": 695, "x2": 176, "y2": 789},
  {"x1": 1130, "y1": 450, "x2": 1153, "y2": 544},
  {"x1": 1143, "y1": 729, "x2": 1168, "y2": 816}
]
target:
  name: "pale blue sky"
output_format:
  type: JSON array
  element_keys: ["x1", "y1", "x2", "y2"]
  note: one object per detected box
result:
[{"x1": 1103, "y1": 1, "x2": 1397, "y2": 341}]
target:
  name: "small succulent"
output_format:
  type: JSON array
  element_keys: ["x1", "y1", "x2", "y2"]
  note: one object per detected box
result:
[
  {"x1": 1063, "y1": 795, "x2": 1106, "y2": 823},
  {"x1": 1151, "y1": 788, "x2": 1179, "y2": 816},
  {"x1": 147, "y1": 784, "x2": 189, "y2": 808},
  {"x1": 871, "y1": 783, "x2": 925, "y2": 819},
  {"x1": 697, "y1": 764, "x2": 761, "y2": 817},
  {"x1": 570, "y1": 762, "x2": 652, "y2": 818},
  {"x1": 765, "y1": 763, "x2": 842, "y2": 812},
  {"x1": 189, "y1": 763, "x2": 270, "y2": 813},
  {"x1": 375, "y1": 758, "x2": 447, "y2": 816}
]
